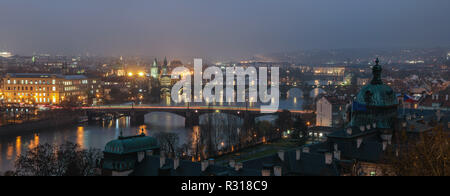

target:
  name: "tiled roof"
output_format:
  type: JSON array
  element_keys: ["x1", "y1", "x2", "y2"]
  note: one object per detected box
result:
[
  {"x1": 104, "y1": 134, "x2": 159, "y2": 155},
  {"x1": 242, "y1": 148, "x2": 340, "y2": 176},
  {"x1": 6, "y1": 73, "x2": 63, "y2": 78},
  {"x1": 334, "y1": 139, "x2": 385, "y2": 163}
]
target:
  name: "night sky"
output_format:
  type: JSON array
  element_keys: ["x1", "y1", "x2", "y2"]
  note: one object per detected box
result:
[{"x1": 1, "y1": 0, "x2": 450, "y2": 57}]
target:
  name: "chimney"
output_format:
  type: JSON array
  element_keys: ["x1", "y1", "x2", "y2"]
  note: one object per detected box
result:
[
  {"x1": 208, "y1": 158, "x2": 215, "y2": 166},
  {"x1": 333, "y1": 150, "x2": 341, "y2": 160},
  {"x1": 296, "y1": 149, "x2": 301, "y2": 161},
  {"x1": 229, "y1": 160, "x2": 236, "y2": 168},
  {"x1": 325, "y1": 152, "x2": 333, "y2": 165},
  {"x1": 402, "y1": 122, "x2": 407, "y2": 128},
  {"x1": 359, "y1": 126, "x2": 365, "y2": 132},
  {"x1": 381, "y1": 134, "x2": 392, "y2": 144},
  {"x1": 346, "y1": 128, "x2": 352, "y2": 135},
  {"x1": 273, "y1": 166, "x2": 282, "y2": 176},
  {"x1": 261, "y1": 169, "x2": 271, "y2": 176},
  {"x1": 235, "y1": 162, "x2": 243, "y2": 171},
  {"x1": 382, "y1": 141, "x2": 387, "y2": 151},
  {"x1": 278, "y1": 150, "x2": 285, "y2": 161},
  {"x1": 302, "y1": 147, "x2": 310, "y2": 153},
  {"x1": 357, "y1": 138, "x2": 363, "y2": 148},
  {"x1": 436, "y1": 110, "x2": 442, "y2": 122},
  {"x1": 174, "y1": 158, "x2": 180, "y2": 170},
  {"x1": 201, "y1": 160, "x2": 209, "y2": 172},
  {"x1": 160, "y1": 156, "x2": 166, "y2": 168}
]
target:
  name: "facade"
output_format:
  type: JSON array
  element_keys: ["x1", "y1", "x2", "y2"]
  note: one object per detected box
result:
[
  {"x1": 1, "y1": 73, "x2": 100, "y2": 105},
  {"x1": 418, "y1": 87, "x2": 450, "y2": 111},
  {"x1": 316, "y1": 95, "x2": 351, "y2": 127},
  {"x1": 312, "y1": 67, "x2": 345, "y2": 76}
]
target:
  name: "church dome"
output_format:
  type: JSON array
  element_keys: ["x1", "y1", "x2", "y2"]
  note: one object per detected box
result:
[
  {"x1": 350, "y1": 58, "x2": 398, "y2": 129},
  {"x1": 355, "y1": 58, "x2": 398, "y2": 107}
]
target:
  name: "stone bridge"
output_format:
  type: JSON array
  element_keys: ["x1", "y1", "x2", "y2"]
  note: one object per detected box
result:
[{"x1": 82, "y1": 105, "x2": 312, "y2": 129}]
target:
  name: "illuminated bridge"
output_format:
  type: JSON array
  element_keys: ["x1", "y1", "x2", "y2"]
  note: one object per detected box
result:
[{"x1": 81, "y1": 104, "x2": 313, "y2": 128}]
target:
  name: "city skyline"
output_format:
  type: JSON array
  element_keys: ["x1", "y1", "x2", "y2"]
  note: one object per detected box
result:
[{"x1": 1, "y1": 0, "x2": 450, "y2": 57}]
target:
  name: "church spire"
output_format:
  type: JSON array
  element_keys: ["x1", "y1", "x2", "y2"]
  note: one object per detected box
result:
[
  {"x1": 153, "y1": 58, "x2": 158, "y2": 67},
  {"x1": 163, "y1": 56, "x2": 168, "y2": 66},
  {"x1": 371, "y1": 58, "x2": 383, "y2": 85}
]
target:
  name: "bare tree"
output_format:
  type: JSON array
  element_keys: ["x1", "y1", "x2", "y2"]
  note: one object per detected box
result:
[
  {"x1": 383, "y1": 125, "x2": 450, "y2": 176},
  {"x1": 155, "y1": 132, "x2": 179, "y2": 158},
  {"x1": 15, "y1": 142, "x2": 101, "y2": 176}
]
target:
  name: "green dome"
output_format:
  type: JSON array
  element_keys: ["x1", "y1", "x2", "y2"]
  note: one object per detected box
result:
[
  {"x1": 104, "y1": 134, "x2": 159, "y2": 155},
  {"x1": 350, "y1": 58, "x2": 398, "y2": 129},
  {"x1": 355, "y1": 84, "x2": 397, "y2": 107},
  {"x1": 355, "y1": 58, "x2": 397, "y2": 107}
]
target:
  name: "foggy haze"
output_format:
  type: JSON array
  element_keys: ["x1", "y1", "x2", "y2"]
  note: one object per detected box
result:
[{"x1": 1, "y1": 0, "x2": 450, "y2": 58}]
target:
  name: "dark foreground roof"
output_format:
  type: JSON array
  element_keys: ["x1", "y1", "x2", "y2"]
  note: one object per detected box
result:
[{"x1": 130, "y1": 156, "x2": 261, "y2": 176}]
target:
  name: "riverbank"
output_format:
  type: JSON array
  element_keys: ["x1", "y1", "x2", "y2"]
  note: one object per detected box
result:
[{"x1": 0, "y1": 111, "x2": 82, "y2": 136}]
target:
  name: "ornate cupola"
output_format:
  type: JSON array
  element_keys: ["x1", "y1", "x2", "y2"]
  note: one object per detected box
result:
[
  {"x1": 371, "y1": 58, "x2": 383, "y2": 85},
  {"x1": 350, "y1": 58, "x2": 399, "y2": 129}
]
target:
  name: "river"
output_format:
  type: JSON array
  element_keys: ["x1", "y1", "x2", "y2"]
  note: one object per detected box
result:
[{"x1": 0, "y1": 87, "x2": 322, "y2": 172}]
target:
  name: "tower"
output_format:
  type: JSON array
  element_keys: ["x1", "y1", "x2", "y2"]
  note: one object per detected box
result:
[
  {"x1": 162, "y1": 57, "x2": 168, "y2": 75},
  {"x1": 151, "y1": 58, "x2": 159, "y2": 79}
]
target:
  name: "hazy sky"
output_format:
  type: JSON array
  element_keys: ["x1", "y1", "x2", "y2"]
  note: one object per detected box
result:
[{"x1": 1, "y1": 0, "x2": 450, "y2": 57}]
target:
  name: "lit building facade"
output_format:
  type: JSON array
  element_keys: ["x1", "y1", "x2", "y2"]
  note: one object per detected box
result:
[
  {"x1": 313, "y1": 67, "x2": 345, "y2": 76},
  {"x1": 316, "y1": 95, "x2": 351, "y2": 127},
  {"x1": 2, "y1": 73, "x2": 99, "y2": 105}
]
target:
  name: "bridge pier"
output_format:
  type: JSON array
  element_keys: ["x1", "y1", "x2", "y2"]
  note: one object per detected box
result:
[
  {"x1": 130, "y1": 111, "x2": 146, "y2": 125},
  {"x1": 185, "y1": 111, "x2": 200, "y2": 128},
  {"x1": 243, "y1": 112, "x2": 256, "y2": 131}
]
